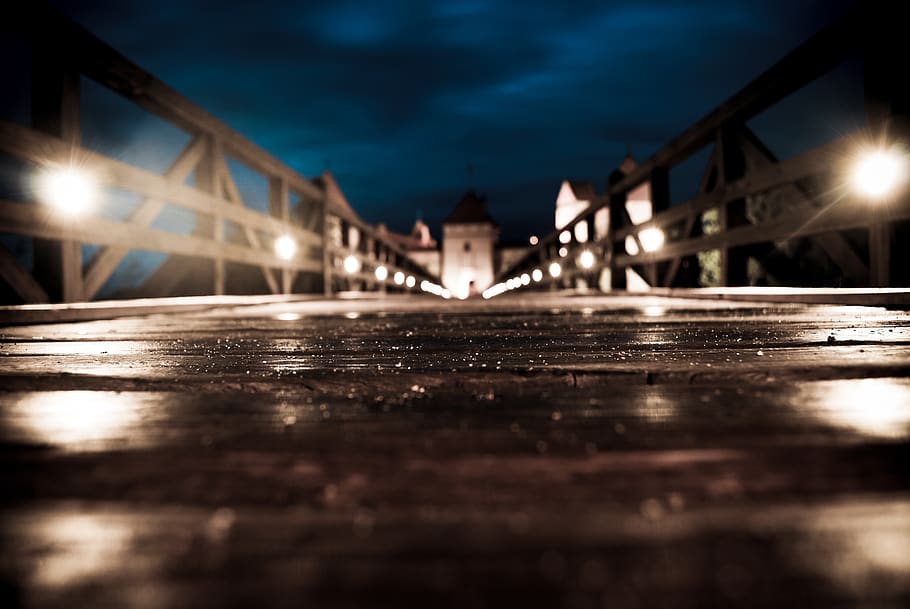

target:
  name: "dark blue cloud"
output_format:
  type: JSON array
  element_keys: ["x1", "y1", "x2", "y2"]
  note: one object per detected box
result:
[{"x1": 44, "y1": 0, "x2": 857, "y2": 241}]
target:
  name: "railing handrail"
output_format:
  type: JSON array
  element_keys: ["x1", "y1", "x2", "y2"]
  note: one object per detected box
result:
[{"x1": 497, "y1": 3, "x2": 863, "y2": 282}]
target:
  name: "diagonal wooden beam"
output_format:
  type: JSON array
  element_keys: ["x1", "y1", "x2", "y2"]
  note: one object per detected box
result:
[
  {"x1": 82, "y1": 135, "x2": 207, "y2": 299},
  {"x1": 738, "y1": 127, "x2": 869, "y2": 284},
  {"x1": 663, "y1": 147, "x2": 718, "y2": 287},
  {"x1": 217, "y1": 157, "x2": 280, "y2": 294},
  {"x1": 0, "y1": 242, "x2": 49, "y2": 303}
]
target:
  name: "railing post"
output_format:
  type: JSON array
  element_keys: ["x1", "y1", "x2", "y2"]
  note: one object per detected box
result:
[
  {"x1": 321, "y1": 198, "x2": 332, "y2": 297},
  {"x1": 647, "y1": 166, "x2": 671, "y2": 287},
  {"x1": 863, "y1": 5, "x2": 906, "y2": 287},
  {"x1": 269, "y1": 175, "x2": 292, "y2": 293},
  {"x1": 607, "y1": 169, "x2": 627, "y2": 290},
  {"x1": 31, "y1": 49, "x2": 83, "y2": 302},
  {"x1": 717, "y1": 125, "x2": 749, "y2": 286},
  {"x1": 869, "y1": 223, "x2": 891, "y2": 287},
  {"x1": 196, "y1": 134, "x2": 224, "y2": 295}
]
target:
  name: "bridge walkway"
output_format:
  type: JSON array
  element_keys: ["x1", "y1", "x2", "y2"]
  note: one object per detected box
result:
[{"x1": 1, "y1": 293, "x2": 908, "y2": 608}]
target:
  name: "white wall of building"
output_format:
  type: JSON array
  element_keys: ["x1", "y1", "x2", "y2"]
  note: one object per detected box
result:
[
  {"x1": 409, "y1": 250, "x2": 440, "y2": 278},
  {"x1": 554, "y1": 181, "x2": 590, "y2": 230},
  {"x1": 442, "y1": 223, "x2": 498, "y2": 299}
]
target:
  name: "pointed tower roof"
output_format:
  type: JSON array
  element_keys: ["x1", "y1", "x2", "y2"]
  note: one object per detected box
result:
[
  {"x1": 443, "y1": 191, "x2": 498, "y2": 226},
  {"x1": 566, "y1": 180, "x2": 596, "y2": 201},
  {"x1": 619, "y1": 154, "x2": 638, "y2": 175},
  {"x1": 312, "y1": 170, "x2": 362, "y2": 225}
]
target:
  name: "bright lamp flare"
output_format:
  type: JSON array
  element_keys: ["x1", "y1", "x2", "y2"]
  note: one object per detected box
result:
[
  {"x1": 559, "y1": 230, "x2": 572, "y2": 244},
  {"x1": 532, "y1": 269, "x2": 543, "y2": 282},
  {"x1": 549, "y1": 262, "x2": 562, "y2": 278},
  {"x1": 639, "y1": 227, "x2": 665, "y2": 253},
  {"x1": 374, "y1": 265, "x2": 388, "y2": 281},
  {"x1": 578, "y1": 250, "x2": 595, "y2": 269},
  {"x1": 39, "y1": 167, "x2": 96, "y2": 216},
  {"x1": 405, "y1": 275, "x2": 416, "y2": 288},
  {"x1": 520, "y1": 273, "x2": 531, "y2": 285},
  {"x1": 343, "y1": 255, "x2": 361, "y2": 274},
  {"x1": 274, "y1": 235, "x2": 297, "y2": 261},
  {"x1": 851, "y1": 147, "x2": 907, "y2": 200},
  {"x1": 393, "y1": 271, "x2": 405, "y2": 285}
]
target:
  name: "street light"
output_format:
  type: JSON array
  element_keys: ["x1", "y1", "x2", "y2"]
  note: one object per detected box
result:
[
  {"x1": 374, "y1": 265, "x2": 388, "y2": 281},
  {"x1": 405, "y1": 275, "x2": 416, "y2": 288},
  {"x1": 549, "y1": 261, "x2": 562, "y2": 278},
  {"x1": 393, "y1": 271, "x2": 405, "y2": 285},
  {"x1": 578, "y1": 249, "x2": 595, "y2": 269},
  {"x1": 850, "y1": 146, "x2": 907, "y2": 200},
  {"x1": 532, "y1": 269, "x2": 543, "y2": 282},
  {"x1": 38, "y1": 166, "x2": 97, "y2": 216},
  {"x1": 274, "y1": 235, "x2": 297, "y2": 261},
  {"x1": 343, "y1": 255, "x2": 361, "y2": 274},
  {"x1": 638, "y1": 227, "x2": 665, "y2": 253}
]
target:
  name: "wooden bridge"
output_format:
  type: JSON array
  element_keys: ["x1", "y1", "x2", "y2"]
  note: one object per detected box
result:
[
  {"x1": 1, "y1": 3, "x2": 909, "y2": 609},
  {"x1": 0, "y1": 4, "x2": 438, "y2": 305}
]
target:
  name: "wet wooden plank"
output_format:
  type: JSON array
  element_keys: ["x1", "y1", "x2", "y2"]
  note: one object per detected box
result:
[{"x1": 0, "y1": 294, "x2": 908, "y2": 608}]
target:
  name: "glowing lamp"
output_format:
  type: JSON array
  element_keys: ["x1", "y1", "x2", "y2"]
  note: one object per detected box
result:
[
  {"x1": 549, "y1": 262, "x2": 561, "y2": 278},
  {"x1": 343, "y1": 255, "x2": 361, "y2": 274},
  {"x1": 405, "y1": 275, "x2": 416, "y2": 288},
  {"x1": 639, "y1": 227, "x2": 665, "y2": 253},
  {"x1": 578, "y1": 250, "x2": 595, "y2": 269},
  {"x1": 393, "y1": 271, "x2": 405, "y2": 285},
  {"x1": 851, "y1": 147, "x2": 907, "y2": 200},
  {"x1": 532, "y1": 269, "x2": 543, "y2": 282},
  {"x1": 38, "y1": 167, "x2": 96, "y2": 216},
  {"x1": 374, "y1": 265, "x2": 388, "y2": 281},
  {"x1": 274, "y1": 235, "x2": 297, "y2": 261}
]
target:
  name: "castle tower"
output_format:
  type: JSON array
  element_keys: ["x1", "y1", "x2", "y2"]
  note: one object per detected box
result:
[{"x1": 442, "y1": 191, "x2": 498, "y2": 299}]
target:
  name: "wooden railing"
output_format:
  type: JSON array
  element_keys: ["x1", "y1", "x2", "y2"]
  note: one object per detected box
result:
[
  {"x1": 495, "y1": 2, "x2": 910, "y2": 295},
  {"x1": 0, "y1": 3, "x2": 437, "y2": 304}
]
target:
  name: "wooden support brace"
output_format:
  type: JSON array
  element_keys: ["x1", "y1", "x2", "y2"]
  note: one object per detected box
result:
[
  {"x1": 218, "y1": 158, "x2": 280, "y2": 294},
  {"x1": 737, "y1": 126, "x2": 870, "y2": 285},
  {"x1": 0, "y1": 242, "x2": 49, "y2": 303},
  {"x1": 83, "y1": 135, "x2": 207, "y2": 299},
  {"x1": 664, "y1": 147, "x2": 718, "y2": 288}
]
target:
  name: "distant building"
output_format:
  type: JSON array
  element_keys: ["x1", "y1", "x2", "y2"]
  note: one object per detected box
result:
[
  {"x1": 441, "y1": 191, "x2": 499, "y2": 299},
  {"x1": 554, "y1": 179, "x2": 609, "y2": 243},
  {"x1": 496, "y1": 241, "x2": 529, "y2": 277},
  {"x1": 379, "y1": 219, "x2": 440, "y2": 278},
  {"x1": 555, "y1": 180, "x2": 596, "y2": 230},
  {"x1": 552, "y1": 156, "x2": 655, "y2": 290},
  {"x1": 308, "y1": 171, "x2": 365, "y2": 253}
]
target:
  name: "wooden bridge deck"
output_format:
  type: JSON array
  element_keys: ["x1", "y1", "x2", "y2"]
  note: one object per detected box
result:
[{"x1": 1, "y1": 293, "x2": 909, "y2": 608}]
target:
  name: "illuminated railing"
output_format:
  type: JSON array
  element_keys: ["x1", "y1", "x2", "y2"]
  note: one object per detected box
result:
[
  {"x1": 493, "y1": 3, "x2": 910, "y2": 297},
  {"x1": 0, "y1": 4, "x2": 439, "y2": 303}
]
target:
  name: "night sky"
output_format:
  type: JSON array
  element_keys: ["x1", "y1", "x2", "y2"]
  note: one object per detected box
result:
[{"x1": 34, "y1": 1, "x2": 862, "y2": 242}]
